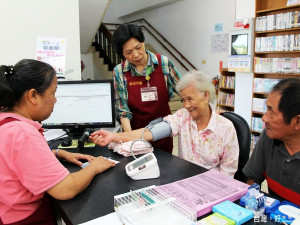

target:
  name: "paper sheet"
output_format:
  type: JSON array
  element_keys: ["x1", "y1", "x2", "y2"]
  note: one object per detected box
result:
[
  {"x1": 156, "y1": 170, "x2": 249, "y2": 217},
  {"x1": 44, "y1": 129, "x2": 67, "y2": 141}
]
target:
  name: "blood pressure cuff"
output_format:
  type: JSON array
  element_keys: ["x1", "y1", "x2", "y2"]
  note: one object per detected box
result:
[{"x1": 146, "y1": 121, "x2": 172, "y2": 141}]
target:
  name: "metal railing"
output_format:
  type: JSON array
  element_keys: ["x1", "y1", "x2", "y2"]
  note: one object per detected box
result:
[
  {"x1": 93, "y1": 19, "x2": 197, "y2": 71},
  {"x1": 92, "y1": 23, "x2": 122, "y2": 71}
]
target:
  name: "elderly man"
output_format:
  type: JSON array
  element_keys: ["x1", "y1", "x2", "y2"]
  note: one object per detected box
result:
[
  {"x1": 243, "y1": 78, "x2": 300, "y2": 205},
  {"x1": 90, "y1": 71, "x2": 239, "y2": 177}
]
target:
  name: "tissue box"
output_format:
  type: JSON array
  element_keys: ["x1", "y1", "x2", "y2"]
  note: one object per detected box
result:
[{"x1": 212, "y1": 200, "x2": 254, "y2": 225}]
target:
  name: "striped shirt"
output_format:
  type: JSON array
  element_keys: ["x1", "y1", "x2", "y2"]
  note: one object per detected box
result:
[{"x1": 113, "y1": 50, "x2": 181, "y2": 120}]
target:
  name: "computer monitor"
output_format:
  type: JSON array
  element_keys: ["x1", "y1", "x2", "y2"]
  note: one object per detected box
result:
[{"x1": 42, "y1": 80, "x2": 115, "y2": 133}]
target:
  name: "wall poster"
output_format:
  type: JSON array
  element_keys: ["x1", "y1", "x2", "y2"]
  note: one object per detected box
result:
[
  {"x1": 211, "y1": 33, "x2": 228, "y2": 53},
  {"x1": 36, "y1": 37, "x2": 66, "y2": 77}
]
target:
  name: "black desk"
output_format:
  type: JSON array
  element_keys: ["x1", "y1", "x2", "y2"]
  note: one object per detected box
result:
[
  {"x1": 54, "y1": 146, "x2": 279, "y2": 225},
  {"x1": 54, "y1": 146, "x2": 207, "y2": 225}
]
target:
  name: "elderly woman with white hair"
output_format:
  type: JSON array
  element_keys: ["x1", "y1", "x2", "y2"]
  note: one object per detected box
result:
[{"x1": 90, "y1": 71, "x2": 239, "y2": 177}]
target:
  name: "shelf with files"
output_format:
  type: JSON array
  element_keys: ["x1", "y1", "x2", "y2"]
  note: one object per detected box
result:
[
  {"x1": 256, "y1": 2, "x2": 300, "y2": 14},
  {"x1": 217, "y1": 69, "x2": 235, "y2": 112},
  {"x1": 251, "y1": 0, "x2": 300, "y2": 150}
]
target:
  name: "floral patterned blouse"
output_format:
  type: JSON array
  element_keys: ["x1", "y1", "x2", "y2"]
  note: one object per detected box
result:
[{"x1": 164, "y1": 108, "x2": 239, "y2": 177}]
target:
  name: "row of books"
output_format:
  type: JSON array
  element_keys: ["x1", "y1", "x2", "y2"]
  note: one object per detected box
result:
[
  {"x1": 218, "y1": 92, "x2": 235, "y2": 106},
  {"x1": 287, "y1": 0, "x2": 300, "y2": 6},
  {"x1": 252, "y1": 98, "x2": 267, "y2": 113},
  {"x1": 255, "y1": 11, "x2": 300, "y2": 31},
  {"x1": 254, "y1": 57, "x2": 300, "y2": 74},
  {"x1": 251, "y1": 134, "x2": 260, "y2": 150},
  {"x1": 253, "y1": 78, "x2": 281, "y2": 93},
  {"x1": 255, "y1": 34, "x2": 300, "y2": 52},
  {"x1": 252, "y1": 117, "x2": 265, "y2": 133},
  {"x1": 219, "y1": 75, "x2": 235, "y2": 88}
]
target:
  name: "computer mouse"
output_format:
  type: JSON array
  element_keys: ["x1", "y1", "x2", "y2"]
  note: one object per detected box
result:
[{"x1": 61, "y1": 138, "x2": 72, "y2": 147}]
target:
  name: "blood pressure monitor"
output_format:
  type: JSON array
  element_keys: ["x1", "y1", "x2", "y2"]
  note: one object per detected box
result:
[{"x1": 125, "y1": 153, "x2": 160, "y2": 180}]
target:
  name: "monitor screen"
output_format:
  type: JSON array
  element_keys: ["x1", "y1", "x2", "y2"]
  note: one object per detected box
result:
[
  {"x1": 42, "y1": 80, "x2": 115, "y2": 131},
  {"x1": 231, "y1": 33, "x2": 248, "y2": 55}
]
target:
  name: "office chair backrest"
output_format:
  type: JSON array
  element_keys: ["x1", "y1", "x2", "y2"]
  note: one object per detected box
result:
[{"x1": 221, "y1": 112, "x2": 251, "y2": 182}]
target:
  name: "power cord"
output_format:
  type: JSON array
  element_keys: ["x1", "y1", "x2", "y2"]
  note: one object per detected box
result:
[{"x1": 129, "y1": 126, "x2": 152, "y2": 160}]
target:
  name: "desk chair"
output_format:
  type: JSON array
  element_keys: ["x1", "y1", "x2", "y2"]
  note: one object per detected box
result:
[{"x1": 221, "y1": 112, "x2": 251, "y2": 183}]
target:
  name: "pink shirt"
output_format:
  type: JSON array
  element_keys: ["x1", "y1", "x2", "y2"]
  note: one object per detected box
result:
[
  {"x1": 0, "y1": 113, "x2": 69, "y2": 224},
  {"x1": 164, "y1": 108, "x2": 239, "y2": 177}
]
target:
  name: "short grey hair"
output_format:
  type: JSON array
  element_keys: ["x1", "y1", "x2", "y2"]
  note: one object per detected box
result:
[{"x1": 176, "y1": 70, "x2": 216, "y2": 103}]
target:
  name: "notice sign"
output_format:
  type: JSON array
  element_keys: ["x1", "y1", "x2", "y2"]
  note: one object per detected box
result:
[
  {"x1": 36, "y1": 37, "x2": 66, "y2": 76},
  {"x1": 211, "y1": 33, "x2": 229, "y2": 53}
]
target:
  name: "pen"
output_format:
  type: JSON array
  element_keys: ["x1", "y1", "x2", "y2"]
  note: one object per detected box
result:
[
  {"x1": 140, "y1": 191, "x2": 155, "y2": 204},
  {"x1": 130, "y1": 190, "x2": 146, "y2": 206},
  {"x1": 114, "y1": 207, "x2": 125, "y2": 225}
]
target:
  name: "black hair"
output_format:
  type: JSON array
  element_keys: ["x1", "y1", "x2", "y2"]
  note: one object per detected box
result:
[
  {"x1": 112, "y1": 24, "x2": 145, "y2": 59},
  {"x1": 0, "y1": 59, "x2": 56, "y2": 109},
  {"x1": 271, "y1": 78, "x2": 300, "y2": 124}
]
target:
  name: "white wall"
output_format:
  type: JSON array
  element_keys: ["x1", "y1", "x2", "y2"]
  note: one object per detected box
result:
[
  {"x1": 0, "y1": 0, "x2": 81, "y2": 80},
  {"x1": 236, "y1": 0, "x2": 255, "y2": 20},
  {"x1": 79, "y1": 0, "x2": 111, "y2": 53},
  {"x1": 116, "y1": 0, "x2": 181, "y2": 18},
  {"x1": 234, "y1": 0, "x2": 255, "y2": 126},
  {"x1": 104, "y1": 0, "x2": 236, "y2": 77},
  {"x1": 81, "y1": 49, "x2": 94, "y2": 80}
]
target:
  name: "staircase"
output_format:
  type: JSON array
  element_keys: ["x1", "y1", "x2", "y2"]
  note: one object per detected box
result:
[
  {"x1": 92, "y1": 20, "x2": 198, "y2": 75},
  {"x1": 92, "y1": 43, "x2": 183, "y2": 114},
  {"x1": 90, "y1": 43, "x2": 158, "y2": 80},
  {"x1": 91, "y1": 22, "x2": 184, "y2": 113},
  {"x1": 92, "y1": 46, "x2": 113, "y2": 79}
]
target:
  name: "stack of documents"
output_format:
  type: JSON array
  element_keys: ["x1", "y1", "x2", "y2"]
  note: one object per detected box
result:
[
  {"x1": 44, "y1": 129, "x2": 67, "y2": 141},
  {"x1": 114, "y1": 185, "x2": 196, "y2": 225},
  {"x1": 156, "y1": 170, "x2": 249, "y2": 217}
]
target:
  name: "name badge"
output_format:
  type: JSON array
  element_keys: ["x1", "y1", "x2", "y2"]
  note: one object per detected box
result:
[{"x1": 140, "y1": 87, "x2": 158, "y2": 102}]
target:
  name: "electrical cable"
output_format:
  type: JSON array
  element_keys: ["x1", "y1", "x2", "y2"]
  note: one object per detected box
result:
[{"x1": 129, "y1": 126, "x2": 152, "y2": 160}]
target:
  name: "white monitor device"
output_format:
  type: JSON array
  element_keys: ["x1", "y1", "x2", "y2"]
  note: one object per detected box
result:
[
  {"x1": 42, "y1": 80, "x2": 115, "y2": 133},
  {"x1": 125, "y1": 153, "x2": 160, "y2": 180}
]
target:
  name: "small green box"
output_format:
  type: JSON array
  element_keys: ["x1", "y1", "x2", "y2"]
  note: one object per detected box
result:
[{"x1": 195, "y1": 212, "x2": 236, "y2": 225}]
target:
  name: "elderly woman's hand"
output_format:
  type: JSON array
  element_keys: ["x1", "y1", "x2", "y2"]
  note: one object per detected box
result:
[{"x1": 89, "y1": 130, "x2": 115, "y2": 146}]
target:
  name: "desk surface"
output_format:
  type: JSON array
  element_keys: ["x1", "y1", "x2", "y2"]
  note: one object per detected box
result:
[
  {"x1": 54, "y1": 146, "x2": 207, "y2": 225},
  {"x1": 54, "y1": 146, "x2": 280, "y2": 225}
]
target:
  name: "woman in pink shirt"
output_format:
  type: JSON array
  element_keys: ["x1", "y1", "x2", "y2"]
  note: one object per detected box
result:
[
  {"x1": 0, "y1": 59, "x2": 115, "y2": 225},
  {"x1": 90, "y1": 71, "x2": 239, "y2": 177}
]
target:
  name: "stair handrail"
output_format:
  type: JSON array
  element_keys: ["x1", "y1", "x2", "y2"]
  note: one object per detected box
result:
[
  {"x1": 93, "y1": 23, "x2": 122, "y2": 71},
  {"x1": 104, "y1": 19, "x2": 197, "y2": 71},
  {"x1": 105, "y1": 23, "x2": 189, "y2": 71},
  {"x1": 129, "y1": 19, "x2": 197, "y2": 70},
  {"x1": 100, "y1": 23, "x2": 112, "y2": 42}
]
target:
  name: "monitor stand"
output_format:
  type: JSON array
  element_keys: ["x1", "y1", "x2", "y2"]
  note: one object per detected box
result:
[
  {"x1": 65, "y1": 128, "x2": 87, "y2": 139},
  {"x1": 64, "y1": 128, "x2": 95, "y2": 151}
]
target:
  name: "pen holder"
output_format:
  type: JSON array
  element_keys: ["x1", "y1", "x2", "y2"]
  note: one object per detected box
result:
[{"x1": 114, "y1": 185, "x2": 196, "y2": 225}]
